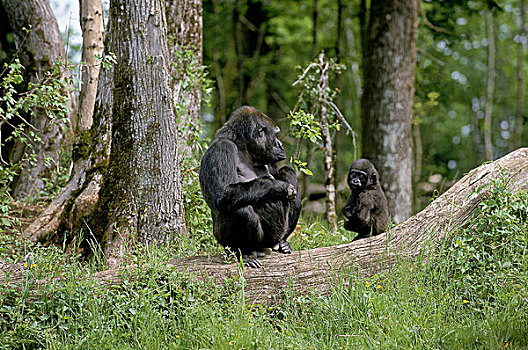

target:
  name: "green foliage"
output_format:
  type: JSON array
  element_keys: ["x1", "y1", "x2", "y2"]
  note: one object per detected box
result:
[
  {"x1": 2, "y1": 178, "x2": 527, "y2": 349},
  {"x1": 289, "y1": 217, "x2": 357, "y2": 250},
  {"x1": 287, "y1": 53, "x2": 346, "y2": 178},
  {"x1": 170, "y1": 46, "x2": 217, "y2": 256},
  {"x1": 95, "y1": 52, "x2": 117, "y2": 70},
  {"x1": 414, "y1": 91, "x2": 440, "y2": 126},
  {"x1": 0, "y1": 58, "x2": 72, "y2": 225},
  {"x1": 288, "y1": 110, "x2": 322, "y2": 144},
  {"x1": 288, "y1": 109, "x2": 321, "y2": 175},
  {"x1": 429, "y1": 175, "x2": 528, "y2": 309},
  {"x1": 292, "y1": 53, "x2": 344, "y2": 117}
]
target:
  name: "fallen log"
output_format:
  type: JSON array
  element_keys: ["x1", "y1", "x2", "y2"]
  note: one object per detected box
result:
[
  {"x1": 99, "y1": 148, "x2": 528, "y2": 302},
  {"x1": 3, "y1": 148, "x2": 528, "y2": 304}
]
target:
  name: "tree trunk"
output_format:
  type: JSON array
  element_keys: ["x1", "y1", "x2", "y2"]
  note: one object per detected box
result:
[
  {"x1": 232, "y1": 0, "x2": 268, "y2": 108},
  {"x1": 312, "y1": 0, "x2": 318, "y2": 55},
  {"x1": 13, "y1": 148, "x2": 518, "y2": 304},
  {"x1": 91, "y1": 0, "x2": 185, "y2": 266},
  {"x1": 1, "y1": 0, "x2": 77, "y2": 199},
  {"x1": 23, "y1": 48, "x2": 114, "y2": 245},
  {"x1": 471, "y1": 108, "x2": 482, "y2": 165},
  {"x1": 321, "y1": 103, "x2": 337, "y2": 231},
  {"x1": 166, "y1": 0, "x2": 202, "y2": 142},
  {"x1": 78, "y1": 0, "x2": 105, "y2": 131},
  {"x1": 514, "y1": 0, "x2": 526, "y2": 150},
  {"x1": 412, "y1": 121, "x2": 422, "y2": 211},
  {"x1": 211, "y1": 0, "x2": 227, "y2": 125},
  {"x1": 358, "y1": 0, "x2": 367, "y2": 63},
  {"x1": 361, "y1": 0, "x2": 418, "y2": 223},
  {"x1": 484, "y1": 9, "x2": 495, "y2": 161}
]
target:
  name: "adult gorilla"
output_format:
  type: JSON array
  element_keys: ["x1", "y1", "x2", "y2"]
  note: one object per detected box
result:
[{"x1": 199, "y1": 106, "x2": 301, "y2": 268}]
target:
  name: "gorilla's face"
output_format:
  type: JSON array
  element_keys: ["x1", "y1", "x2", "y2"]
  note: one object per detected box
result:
[
  {"x1": 348, "y1": 169, "x2": 368, "y2": 189},
  {"x1": 250, "y1": 121, "x2": 286, "y2": 164}
]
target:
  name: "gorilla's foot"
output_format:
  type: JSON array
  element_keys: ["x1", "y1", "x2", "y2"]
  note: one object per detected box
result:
[
  {"x1": 272, "y1": 240, "x2": 292, "y2": 254},
  {"x1": 242, "y1": 252, "x2": 262, "y2": 268}
]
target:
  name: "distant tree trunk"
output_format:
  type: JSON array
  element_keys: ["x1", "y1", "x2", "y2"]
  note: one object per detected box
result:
[
  {"x1": 78, "y1": 0, "x2": 105, "y2": 131},
  {"x1": 484, "y1": 9, "x2": 495, "y2": 161},
  {"x1": 514, "y1": 0, "x2": 526, "y2": 149},
  {"x1": 358, "y1": 0, "x2": 367, "y2": 63},
  {"x1": 312, "y1": 0, "x2": 318, "y2": 56},
  {"x1": 301, "y1": 0, "x2": 320, "y2": 201},
  {"x1": 211, "y1": 0, "x2": 227, "y2": 125},
  {"x1": 166, "y1": 0, "x2": 202, "y2": 142},
  {"x1": 471, "y1": 110, "x2": 482, "y2": 165},
  {"x1": 361, "y1": 0, "x2": 418, "y2": 223},
  {"x1": 321, "y1": 103, "x2": 337, "y2": 231},
  {"x1": 1, "y1": 0, "x2": 77, "y2": 199},
  {"x1": 90, "y1": 0, "x2": 185, "y2": 266},
  {"x1": 345, "y1": 19, "x2": 362, "y2": 100},
  {"x1": 232, "y1": 0, "x2": 268, "y2": 108},
  {"x1": 412, "y1": 121, "x2": 422, "y2": 210}
]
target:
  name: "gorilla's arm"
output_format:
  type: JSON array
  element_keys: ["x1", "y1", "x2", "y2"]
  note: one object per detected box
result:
[
  {"x1": 200, "y1": 139, "x2": 290, "y2": 213},
  {"x1": 357, "y1": 190, "x2": 376, "y2": 224}
]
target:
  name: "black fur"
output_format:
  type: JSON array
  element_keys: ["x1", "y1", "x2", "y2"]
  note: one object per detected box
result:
[
  {"x1": 342, "y1": 158, "x2": 388, "y2": 239},
  {"x1": 199, "y1": 106, "x2": 301, "y2": 268}
]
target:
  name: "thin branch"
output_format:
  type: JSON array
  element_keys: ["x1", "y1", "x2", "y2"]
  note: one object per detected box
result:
[
  {"x1": 328, "y1": 100, "x2": 357, "y2": 160},
  {"x1": 417, "y1": 47, "x2": 446, "y2": 67},
  {"x1": 292, "y1": 62, "x2": 319, "y2": 86},
  {"x1": 420, "y1": 6, "x2": 451, "y2": 35}
]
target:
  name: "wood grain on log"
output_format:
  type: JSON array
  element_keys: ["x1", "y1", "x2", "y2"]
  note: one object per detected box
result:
[{"x1": 166, "y1": 148, "x2": 528, "y2": 302}]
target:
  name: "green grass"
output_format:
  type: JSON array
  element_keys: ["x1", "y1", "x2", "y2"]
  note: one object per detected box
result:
[{"x1": 1, "y1": 176, "x2": 527, "y2": 349}]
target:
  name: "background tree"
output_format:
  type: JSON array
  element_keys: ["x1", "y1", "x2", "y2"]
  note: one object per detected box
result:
[
  {"x1": 78, "y1": 0, "x2": 104, "y2": 131},
  {"x1": 484, "y1": 5, "x2": 497, "y2": 160},
  {"x1": 514, "y1": 0, "x2": 526, "y2": 149},
  {"x1": 360, "y1": 0, "x2": 419, "y2": 223},
  {"x1": 1, "y1": 0, "x2": 77, "y2": 199},
  {"x1": 166, "y1": 0, "x2": 203, "y2": 140}
]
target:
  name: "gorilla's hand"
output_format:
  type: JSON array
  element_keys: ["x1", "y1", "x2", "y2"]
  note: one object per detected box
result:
[
  {"x1": 286, "y1": 184, "x2": 297, "y2": 201},
  {"x1": 271, "y1": 180, "x2": 296, "y2": 199}
]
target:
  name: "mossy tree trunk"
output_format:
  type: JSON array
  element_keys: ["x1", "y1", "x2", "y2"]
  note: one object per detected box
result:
[
  {"x1": 1, "y1": 0, "x2": 77, "y2": 199},
  {"x1": 22, "y1": 41, "x2": 114, "y2": 247},
  {"x1": 360, "y1": 0, "x2": 418, "y2": 223},
  {"x1": 166, "y1": 0, "x2": 202, "y2": 139},
  {"x1": 90, "y1": 0, "x2": 186, "y2": 266},
  {"x1": 25, "y1": 1, "x2": 189, "y2": 266}
]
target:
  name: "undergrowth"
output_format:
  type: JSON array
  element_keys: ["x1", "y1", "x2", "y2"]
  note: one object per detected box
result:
[{"x1": 1, "y1": 174, "x2": 527, "y2": 349}]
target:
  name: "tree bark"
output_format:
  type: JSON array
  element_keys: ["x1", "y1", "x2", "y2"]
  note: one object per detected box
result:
[
  {"x1": 514, "y1": 0, "x2": 526, "y2": 150},
  {"x1": 361, "y1": 0, "x2": 418, "y2": 223},
  {"x1": 1, "y1": 0, "x2": 77, "y2": 199},
  {"x1": 78, "y1": 0, "x2": 105, "y2": 131},
  {"x1": 312, "y1": 0, "x2": 318, "y2": 55},
  {"x1": 321, "y1": 102, "x2": 337, "y2": 231},
  {"x1": 22, "y1": 47, "x2": 114, "y2": 245},
  {"x1": 232, "y1": 0, "x2": 268, "y2": 108},
  {"x1": 8, "y1": 149, "x2": 524, "y2": 304},
  {"x1": 91, "y1": 0, "x2": 185, "y2": 266},
  {"x1": 484, "y1": 9, "x2": 495, "y2": 161},
  {"x1": 166, "y1": 0, "x2": 202, "y2": 141}
]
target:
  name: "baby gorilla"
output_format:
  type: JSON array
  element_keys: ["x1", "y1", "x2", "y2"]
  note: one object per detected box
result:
[
  {"x1": 342, "y1": 159, "x2": 388, "y2": 239},
  {"x1": 199, "y1": 106, "x2": 301, "y2": 268}
]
